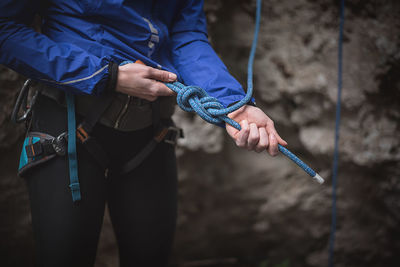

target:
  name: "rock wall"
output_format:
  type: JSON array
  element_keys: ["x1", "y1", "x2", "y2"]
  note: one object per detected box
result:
[
  {"x1": 172, "y1": 0, "x2": 400, "y2": 266},
  {"x1": 0, "y1": 0, "x2": 399, "y2": 266}
]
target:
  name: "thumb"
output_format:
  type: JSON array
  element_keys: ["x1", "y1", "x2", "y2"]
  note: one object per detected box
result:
[
  {"x1": 226, "y1": 120, "x2": 247, "y2": 139},
  {"x1": 146, "y1": 68, "x2": 177, "y2": 83}
]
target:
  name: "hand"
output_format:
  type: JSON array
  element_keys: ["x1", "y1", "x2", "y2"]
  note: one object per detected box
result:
[
  {"x1": 226, "y1": 105, "x2": 287, "y2": 156},
  {"x1": 115, "y1": 62, "x2": 177, "y2": 101}
]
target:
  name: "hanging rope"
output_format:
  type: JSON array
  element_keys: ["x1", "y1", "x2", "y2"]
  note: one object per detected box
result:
[{"x1": 329, "y1": 0, "x2": 345, "y2": 266}]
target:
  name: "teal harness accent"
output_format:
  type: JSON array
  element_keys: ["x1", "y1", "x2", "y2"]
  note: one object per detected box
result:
[
  {"x1": 18, "y1": 136, "x2": 40, "y2": 170},
  {"x1": 66, "y1": 92, "x2": 81, "y2": 202}
]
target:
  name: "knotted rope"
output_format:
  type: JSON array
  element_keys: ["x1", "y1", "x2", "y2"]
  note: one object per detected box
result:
[
  {"x1": 122, "y1": 0, "x2": 324, "y2": 184},
  {"x1": 166, "y1": 82, "x2": 243, "y2": 129},
  {"x1": 165, "y1": 0, "x2": 323, "y2": 184}
]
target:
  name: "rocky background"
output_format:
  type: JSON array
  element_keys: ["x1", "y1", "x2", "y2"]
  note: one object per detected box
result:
[{"x1": 1, "y1": 0, "x2": 399, "y2": 266}]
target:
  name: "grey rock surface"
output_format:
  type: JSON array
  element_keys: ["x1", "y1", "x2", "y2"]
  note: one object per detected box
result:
[{"x1": 1, "y1": 0, "x2": 399, "y2": 267}]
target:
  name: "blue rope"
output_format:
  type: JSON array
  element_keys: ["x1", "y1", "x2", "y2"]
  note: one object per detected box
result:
[
  {"x1": 329, "y1": 0, "x2": 345, "y2": 266},
  {"x1": 66, "y1": 92, "x2": 81, "y2": 202},
  {"x1": 167, "y1": 0, "x2": 323, "y2": 183},
  {"x1": 121, "y1": 0, "x2": 324, "y2": 184},
  {"x1": 165, "y1": 0, "x2": 261, "y2": 126},
  {"x1": 165, "y1": 81, "x2": 320, "y2": 180}
]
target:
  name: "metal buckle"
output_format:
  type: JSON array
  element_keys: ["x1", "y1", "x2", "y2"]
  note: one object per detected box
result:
[
  {"x1": 76, "y1": 124, "x2": 90, "y2": 143},
  {"x1": 164, "y1": 126, "x2": 183, "y2": 145},
  {"x1": 52, "y1": 132, "x2": 68, "y2": 156}
]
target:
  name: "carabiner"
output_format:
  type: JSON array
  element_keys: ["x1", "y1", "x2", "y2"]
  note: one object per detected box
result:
[{"x1": 11, "y1": 79, "x2": 38, "y2": 123}]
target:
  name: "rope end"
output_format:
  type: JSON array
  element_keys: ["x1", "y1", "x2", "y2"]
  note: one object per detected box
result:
[{"x1": 313, "y1": 173, "x2": 325, "y2": 184}]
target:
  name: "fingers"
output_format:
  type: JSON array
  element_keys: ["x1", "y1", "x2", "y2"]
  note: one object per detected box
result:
[
  {"x1": 274, "y1": 131, "x2": 288, "y2": 146},
  {"x1": 148, "y1": 80, "x2": 175, "y2": 97},
  {"x1": 228, "y1": 121, "x2": 279, "y2": 155},
  {"x1": 269, "y1": 127, "x2": 287, "y2": 146},
  {"x1": 235, "y1": 120, "x2": 250, "y2": 148},
  {"x1": 266, "y1": 121, "x2": 287, "y2": 146},
  {"x1": 116, "y1": 63, "x2": 177, "y2": 101},
  {"x1": 231, "y1": 122, "x2": 265, "y2": 152},
  {"x1": 255, "y1": 127, "x2": 269, "y2": 153},
  {"x1": 268, "y1": 133, "x2": 279, "y2": 156},
  {"x1": 146, "y1": 68, "x2": 177, "y2": 83},
  {"x1": 225, "y1": 108, "x2": 287, "y2": 155},
  {"x1": 247, "y1": 123, "x2": 259, "y2": 150}
]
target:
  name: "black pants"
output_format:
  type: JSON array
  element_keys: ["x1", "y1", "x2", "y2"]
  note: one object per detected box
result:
[{"x1": 25, "y1": 95, "x2": 178, "y2": 267}]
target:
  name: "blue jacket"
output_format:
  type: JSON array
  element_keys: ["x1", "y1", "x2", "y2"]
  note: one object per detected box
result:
[{"x1": 0, "y1": 0, "x2": 247, "y2": 108}]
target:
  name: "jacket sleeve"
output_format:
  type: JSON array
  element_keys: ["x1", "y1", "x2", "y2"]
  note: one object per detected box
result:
[
  {"x1": 170, "y1": 0, "x2": 252, "y2": 108},
  {"x1": 0, "y1": 0, "x2": 113, "y2": 95}
]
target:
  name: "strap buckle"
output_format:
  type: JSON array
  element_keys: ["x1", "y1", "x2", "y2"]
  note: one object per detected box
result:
[
  {"x1": 154, "y1": 126, "x2": 183, "y2": 145},
  {"x1": 154, "y1": 127, "x2": 169, "y2": 143},
  {"x1": 76, "y1": 124, "x2": 90, "y2": 143},
  {"x1": 52, "y1": 132, "x2": 67, "y2": 156},
  {"x1": 164, "y1": 126, "x2": 183, "y2": 145},
  {"x1": 25, "y1": 141, "x2": 43, "y2": 159}
]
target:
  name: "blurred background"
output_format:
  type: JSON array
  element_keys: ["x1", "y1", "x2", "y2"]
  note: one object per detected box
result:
[{"x1": 1, "y1": 0, "x2": 399, "y2": 266}]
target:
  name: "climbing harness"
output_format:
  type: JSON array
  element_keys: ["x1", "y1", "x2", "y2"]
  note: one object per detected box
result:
[
  {"x1": 329, "y1": 0, "x2": 345, "y2": 266},
  {"x1": 13, "y1": 74, "x2": 182, "y2": 202},
  {"x1": 63, "y1": 86, "x2": 181, "y2": 201},
  {"x1": 165, "y1": 0, "x2": 324, "y2": 184}
]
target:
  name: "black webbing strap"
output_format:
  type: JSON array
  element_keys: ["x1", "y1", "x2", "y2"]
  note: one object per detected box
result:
[
  {"x1": 119, "y1": 122, "x2": 183, "y2": 175},
  {"x1": 76, "y1": 95, "x2": 114, "y2": 169},
  {"x1": 120, "y1": 100, "x2": 162, "y2": 174},
  {"x1": 119, "y1": 99, "x2": 183, "y2": 175},
  {"x1": 25, "y1": 140, "x2": 55, "y2": 158},
  {"x1": 77, "y1": 95, "x2": 114, "y2": 134},
  {"x1": 119, "y1": 130, "x2": 166, "y2": 174},
  {"x1": 80, "y1": 137, "x2": 109, "y2": 168}
]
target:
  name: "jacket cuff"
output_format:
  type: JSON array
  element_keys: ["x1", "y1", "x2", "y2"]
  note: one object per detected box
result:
[
  {"x1": 227, "y1": 98, "x2": 257, "y2": 108},
  {"x1": 104, "y1": 61, "x2": 119, "y2": 95}
]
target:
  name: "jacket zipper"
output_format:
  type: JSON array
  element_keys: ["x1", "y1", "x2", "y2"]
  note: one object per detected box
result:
[
  {"x1": 115, "y1": 1, "x2": 157, "y2": 129},
  {"x1": 114, "y1": 95, "x2": 131, "y2": 129}
]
